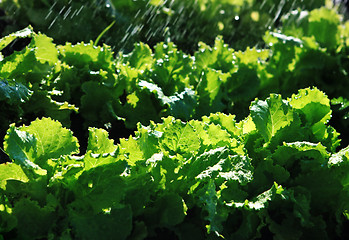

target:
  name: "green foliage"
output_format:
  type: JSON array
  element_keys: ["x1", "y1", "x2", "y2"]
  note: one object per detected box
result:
[
  {"x1": 0, "y1": 0, "x2": 325, "y2": 52},
  {"x1": 250, "y1": 94, "x2": 295, "y2": 142},
  {"x1": 261, "y1": 5, "x2": 349, "y2": 147},
  {"x1": 0, "y1": 89, "x2": 348, "y2": 239},
  {"x1": 0, "y1": 27, "x2": 271, "y2": 137},
  {"x1": 5, "y1": 7, "x2": 349, "y2": 138},
  {"x1": 1, "y1": 1, "x2": 349, "y2": 239},
  {"x1": 0, "y1": 79, "x2": 32, "y2": 104}
]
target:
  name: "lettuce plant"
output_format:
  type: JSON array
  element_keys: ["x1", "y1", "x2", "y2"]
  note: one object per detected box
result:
[{"x1": 0, "y1": 88, "x2": 348, "y2": 239}]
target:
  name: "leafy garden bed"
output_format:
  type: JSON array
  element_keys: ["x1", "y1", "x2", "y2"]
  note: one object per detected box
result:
[{"x1": 1, "y1": 0, "x2": 349, "y2": 239}]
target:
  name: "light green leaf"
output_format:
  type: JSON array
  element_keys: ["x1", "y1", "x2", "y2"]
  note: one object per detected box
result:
[
  {"x1": 0, "y1": 163, "x2": 29, "y2": 189},
  {"x1": 197, "y1": 69, "x2": 227, "y2": 103},
  {"x1": 149, "y1": 42, "x2": 192, "y2": 96},
  {"x1": 189, "y1": 120, "x2": 231, "y2": 149},
  {"x1": 289, "y1": 87, "x2": 331, "y2": 125},
  {"x1": 127, "y1": 42, "x2": 153, "y2": 70},
  {"x1": 232, "y1": 182, "x2": 286, "y2": 210},
  {"x1": 250, "y1": 94, "x2": 294, "y2": 142},
  {"x1": 138, "y1": 80, "x2": 197, "y2": 120},
  {"x1": 272, "y1": 141, "x2": 329, "y2": 170},
  {"x1": 4, "y1": 118, "x2": 79, "y2": 178},
  {"x1": 197, "y1": 154, "x2": 253, "y2": 185},
  {"x1": 83, "y1": 152, "x2": 117, "y2": 171},
  {"x1": 195, "y1": 36, "x2": 235, "y2": 73},
  {"x1": 58, "y1": 41, "x2": 114, "y2": 70},
  {"x1": 195, "y1": 68, "x2": 229, "y2": 116},
  {"x1": 3, "y1": 124, "x2": 42, "y2": 173},
  {"x1": 308, "y1": 7, "x2": 341, "y2": 49},
  {"x1": 235, "y1": 47, "x2": 269, "y2": 66},
  {"x1": 32, "y1": 33, "x2": 59, "y2": 65},
  {"x1": 20, "y1": 118, "x2": 79, "y2": 168},
  {"x1": 237, "y1": 116, "x2": 256, "y2": 135},
  {"x1": 268, "y1": 32, "x2": 303, "y2": 46},
  {"x1": 159, "y1": 118, "x2": 201, "y2": 156},
  {"x1": 185, "y1": 147, "x2": 229, "y2": 180},
  {"x1": 329, "y1": 145, "x2": 349, "y2": 166},
  {"x1": 285, "y1": 141, "x2": 329, "y2": 157},
  {"x1": 202, "y1": 113, "x2": 239, "y2": 137},
  {"x1": 87, "y1": 128, "x2": 117, "y2": 154},
  {"x1": 134, "y1": 124, "x2": 161, "y2": 160},
  {"x1": 0, "y1": 26, "x2": 34, "y2": 52},
  {"x1": 118, "y1": 136, "x2": 145, "y2": 166},
  {"x1": 0, "y1": 37, "x2": 56, "y2": 84}
]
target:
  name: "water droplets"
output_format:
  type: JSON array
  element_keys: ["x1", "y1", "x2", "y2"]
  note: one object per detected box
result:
[
  {"x1": 58, "y1": 5, "x2": 66, "y2": 16},
  {"x1": 45, "y1": 10, "x2": 53, "y2": 20},
  {"x1": 48, "y1": 15, "x2": 58, "y2": 29},
  {"x1": 63, "y1": 6, "x2": 72, "y2": 20},
  {"x1": 76, "y1": 5, "x2": 84, "y2": 16},
  {"x1": 134, "y1": 9, "x2": 141, "y2": 19},
  {"x1": 156, "y1": 58, "x2": 164, "y2": 66}
]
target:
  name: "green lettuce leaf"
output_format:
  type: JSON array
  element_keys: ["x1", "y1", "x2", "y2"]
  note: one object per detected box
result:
[
  {"x1": 0, "y1": 79, "x2": 32, "y2": 105},
  {"x1": 12, "y1": 198, "x2": 56, "y2": 240},
  {"x1": 0, "y1": 163, "x2": 29, "y2": 189},
  {"x1": 250, "y1": 94, "x2": 295, "y2": 142},
  {"x1": 0, "y1": 26, "x2": 34, "y2": 52},
  {"x1": 289, "y1": 87, "x2": 331, "y2": 125},
  {"x1": 87, "y1": 127, "x2": 117, "y2": 154},
  {"x1": 308, "y1": 7, "x2": 341, "y2": 49},
  {"x1": 195, "y1": 68, "x2": 229, "y2": 116},
  {"x1": 4, "y1": 118, "x2": 79, "y2": 176},
  {"x1": 194, "y1": 36, "x2": 235, "y2": 73},
  {"x1": 69, "y1": 205, "x2": 132, "y2": 240},
  {"x1": 159, "y1": 118, "x2": 201, "y2": 157}
]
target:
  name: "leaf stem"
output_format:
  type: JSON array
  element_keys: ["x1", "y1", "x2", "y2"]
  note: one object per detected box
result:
[{"x1": 94, "y1": 20, "x2": 116, "y2": 46}]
